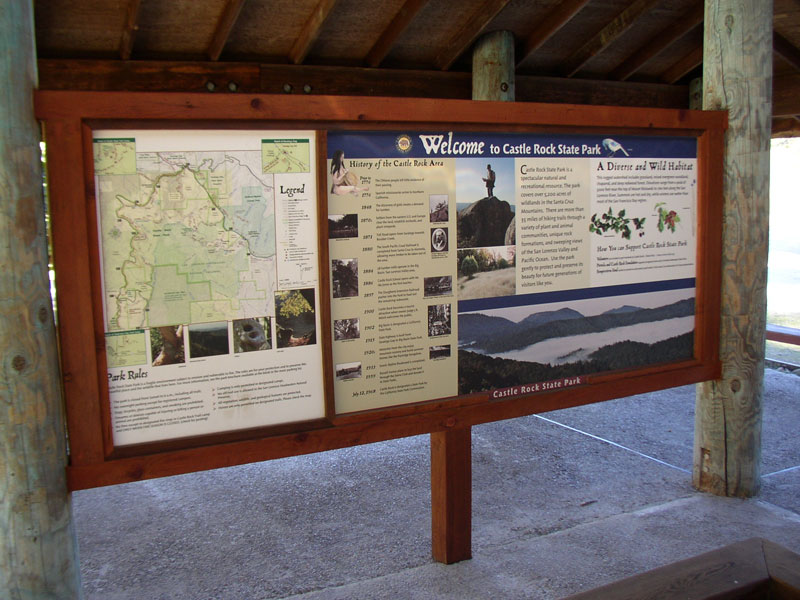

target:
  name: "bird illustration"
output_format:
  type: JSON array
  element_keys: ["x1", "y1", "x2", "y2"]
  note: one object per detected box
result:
[{"x1": 602, "y1": 138, "x2": 630, "y2": 157}]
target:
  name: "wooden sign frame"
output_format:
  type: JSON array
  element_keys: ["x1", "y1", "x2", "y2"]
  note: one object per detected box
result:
[{"x1": 34, "y1": 91, "x2": 726, "y2": 490}]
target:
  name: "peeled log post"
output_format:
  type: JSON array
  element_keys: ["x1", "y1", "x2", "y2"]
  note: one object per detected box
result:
[
  {"x1": 0, "y1": 1, "x2": 81, "y2": 597},
  {"x1": 694, "y1": 0, "x2": 772, "y2": 497},
  {"x1": 472, "y1": 30, "x2": 515, "y2": 102}
]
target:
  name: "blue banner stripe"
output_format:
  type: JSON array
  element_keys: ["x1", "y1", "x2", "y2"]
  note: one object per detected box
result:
[
  {"x1": 458, "y1": 278, "x2": 696, "y2": 313},
  {"x1": 327, "y1": 131, "x2": 697, "y2": 160}
]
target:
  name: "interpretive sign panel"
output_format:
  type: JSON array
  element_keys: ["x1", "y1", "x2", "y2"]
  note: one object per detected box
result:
[
  {"x1": 92, "y1": 130, "x2": 324, "y2": 445},
  {"x1": 328, "y1": 131, "x2": 698, "y2": 413},
  {"x1": 35, "y1": 91, "x2": 724, "y2": 489}
]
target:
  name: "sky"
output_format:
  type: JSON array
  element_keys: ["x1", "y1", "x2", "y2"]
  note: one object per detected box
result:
[
  {"x1": 455, "y1": 157, "x2": 516, "y2": 206},
  {"x1": 768, "y1": 138, "x2": 800, "y2": 318}
]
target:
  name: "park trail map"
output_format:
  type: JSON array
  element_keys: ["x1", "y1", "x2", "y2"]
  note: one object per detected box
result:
[{"x1": 93, "y1": 133, "x2": 310, "y2": 338}]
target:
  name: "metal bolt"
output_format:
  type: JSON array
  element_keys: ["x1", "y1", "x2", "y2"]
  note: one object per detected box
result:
[
  {"x1": 731, "y1": 378, "x2": 742, "y2": 393},
  {"x1": 228, "y1": 81, "x2": 239, "y2": 92},
  {"x1": 12, "y1": 355, "x2": 26, "y2": 372},
  {"x1": 206, "y1": 81, "x2": 217, "y2": 92},
  {"x1": 303, "y1": 84, "x2": 312, "y2": 94},
  {"x1": 500, "y1": 82, "x2": 509, "y2": 92},
  {"x1": 283, "y1": 83, "x2": 293, "y2": 93}
]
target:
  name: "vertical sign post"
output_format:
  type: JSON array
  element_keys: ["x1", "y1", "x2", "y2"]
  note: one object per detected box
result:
[
  {"x1": 694, "y1": 0, "x2": 772, "y2": 497},
  {"x1": 0, "y1": 1, "x2": 81, "y2": 597}
]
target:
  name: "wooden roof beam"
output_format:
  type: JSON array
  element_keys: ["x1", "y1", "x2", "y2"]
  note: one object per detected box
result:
[
  {"x1": 517, "y1": 0, "x2": 591, "y2": 66},
  {"x1": 660, "y1": 45, "x2": 702, "y2": 84},
  {"x1": 119, "y1": 0, "x2": 142, "y2": 60},
  {"x1": 434, "y1": 0, "x2": 512, "y2": 71},
  {"x1": 609, "y1": 1, "x2": 703, "y2": 81},
  {"x1": 207, "y1": 0, "x2": 247, "y2": 61},
  {"x1": 36, "y1": 59, "x2": 690, "y2": 110},
  {"x1": 562, "y1": 0, "x2": 662, "y2": 78},
  {"x1": 365, "y1": 0, "x2": 429, "y2": 68},
  {"x1": 772, "y1": 116, "x2": 800, "y2": 137},
  {"x1": 774, "y1": 31, "x2": 800, "y2": 72},
  {"x1": 288, "y1": 0, "x2": 338, "y2": 65}
]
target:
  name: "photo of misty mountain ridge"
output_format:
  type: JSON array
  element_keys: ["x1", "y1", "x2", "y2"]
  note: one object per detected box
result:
[{"x1": 457, "y1": 289, "x2": 695, "y2": 394}]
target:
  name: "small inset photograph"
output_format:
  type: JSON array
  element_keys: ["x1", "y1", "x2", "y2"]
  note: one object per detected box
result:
[
  {"x1": 431, "y1": 227, "x2": 449, "y2": 253},
  {"x1": 424, "y1": 275, "x2": 453, "y2": 298},
  {"x1": 429, "y1": 194, "x2": 449, "y2": 223},
  {"x1": 457, "y1": 246, "x2": 516, "y2": 300},
  {"x1": 456, "y1": 158, "x2": 516, "y2": 248},
  {"x1": 150, "y1": 325, "x2": 185, "y2": 366},
  {"x1": 428, "y1": 303, "x2": 452, "y2": 337},
  {"x1": 275, "y1": 288, "x2": 317, "y2": 348},
  {"x1": 335, "y1": 361, "x2": 362, "y2": 381},
  {"x1": 328, "y1": 214, "x2": 359, "y2": 239},
  {"x1": 429, "y1": 344, "x2": 451, "y2": 360},
  {"x1": 334, "y1": 317, "x2": 360, "y2": 341},
  {"x1": 332, "y1": 258, "x2": 359, "y2": 298},
  {"x1": 233, "y1": 317, "x2": 272, "y2": 353},
  {"x1": 188, "y1": 322, "x2": 230, "y2": 359}
]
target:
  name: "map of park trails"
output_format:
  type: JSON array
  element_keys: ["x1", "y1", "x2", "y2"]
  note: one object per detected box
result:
[
  {"x1": 104, "y1": 330, "x2": 147, "y2": 367},
  {"x1": 261, "y1": 139, "x2": 310, "y2": 174},
  {"x1": 94, "y1": 138, "x2": 280, "y2": 332}
]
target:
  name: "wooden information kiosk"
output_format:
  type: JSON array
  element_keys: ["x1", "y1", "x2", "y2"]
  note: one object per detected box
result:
[{"x1": 36, "y1": 91, "x2": 725, "y2": 561}]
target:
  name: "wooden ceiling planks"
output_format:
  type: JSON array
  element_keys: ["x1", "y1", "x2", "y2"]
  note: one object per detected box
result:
[
  {"x1": 661, "y1": 44, "x2": 703, "y2": 83},
  {"x1": 34, "y1": 0, "x2": 128, "y2": 57},
  {"x1": 774, "y1": 31, "x2": 800, "y2": 72},
  {"x1": 516, "y1": 0, "x2": 593, "y2": 67},
  {"x1": 288, "y1": 0, "x2": 339, "y2": 64},
  {"x1": 561, "y1": 0, "x2": 663, "y2": 77},
  {"x1": 206, "y1": 0, "x2": 247, "y2": 61},
  {"x1": 133, "y1": 0, "x2": 224, "y2": 59},
  {"x1": 609, "y1": 1, "x2": 703, "y2": 80},
  {"x1": 364, "y1": 0, "x2": 430, "y2": 68},
  {"x1": 29, "y1": 0, "x2": 800, "y2": 132},
  {"x1": 433, "y1": 0, "x2": 514, "y2": 70}
]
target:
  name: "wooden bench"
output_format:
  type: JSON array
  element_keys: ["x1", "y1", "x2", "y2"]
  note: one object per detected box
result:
[{"x1": 563, "y1": 538, "x2": 800, "y2": 600}]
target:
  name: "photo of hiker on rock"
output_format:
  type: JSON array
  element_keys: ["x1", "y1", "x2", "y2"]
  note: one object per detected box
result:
[{"x1": 455, "y1": 158, "x2": 515, "y2": 249}]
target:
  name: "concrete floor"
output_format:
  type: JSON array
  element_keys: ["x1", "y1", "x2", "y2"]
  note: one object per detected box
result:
[{"x1": 72, "y1": 369, "x2": 800, "y2": 599}]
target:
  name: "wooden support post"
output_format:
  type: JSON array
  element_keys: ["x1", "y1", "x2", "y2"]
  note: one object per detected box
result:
[
  {"x1": 431, "y1": 428, "x2": 472, "y2": 563},
  {"x1": 0, "y1": 1, "x2": 81, "y2": 598},
  {"x1": 430, "y1": 30, "x2": 515, "y2": 565},
  {"x1": 694, "y1": 0, "x2": 772, "y2": 497},
  {"x1": 472, "y1": 30, "x2": 515, "y2": 102}
]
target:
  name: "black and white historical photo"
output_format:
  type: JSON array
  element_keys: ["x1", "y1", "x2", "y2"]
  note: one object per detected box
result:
[
  {"x1": 328, "y1": 213, "x2": 359, "y2": 239},
  {"x1": 333, "y1": 317, "x2": 360, "y2": 341},
  {"x1": 428, "y1": 303, "x2": 452, "y2": 337},
  {"x1": 332, "y1": 258, "x2": 359, "y2": 298}
]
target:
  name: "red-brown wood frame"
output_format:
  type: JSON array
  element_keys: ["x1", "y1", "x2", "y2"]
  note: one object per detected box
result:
[{"x1": 34, "y1": 91, "x2": 726, "y2": 490}]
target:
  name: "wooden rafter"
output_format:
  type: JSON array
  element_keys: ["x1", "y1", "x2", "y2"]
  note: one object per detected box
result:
[
  {"x1": 365, "y1": 0, "x2": 429, "y2": 68},
  {"x1": 517, "y1": 0, "x2": 592, "y2": 66},
  {"x1": 207, "y1": 0, "x2": 247, "y2": 61},
  {"x1": 660, "y1": 45, "x2": 702, "y2": 83},
  {"x1": 562, "y1": 0, "x2": 662, "y2": 78},
  {"x1": 434, "y1": 0, "x2": 512, "y2": 71},
  {"x1": 119, "y1": 0, "x2": 142, "y2": 60},
  {"x1": 774, "y1": 31, "x2": 800, "y2": 72},
  {"x1": 610, "y1": 1, "x2": 703, "y2": 81},
  {"x1": 288, "y1": 0, "x2": 338, "y2": 65},
  {"x1": 771, "y1": 117, "x2": 800, "y2": 137}
]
